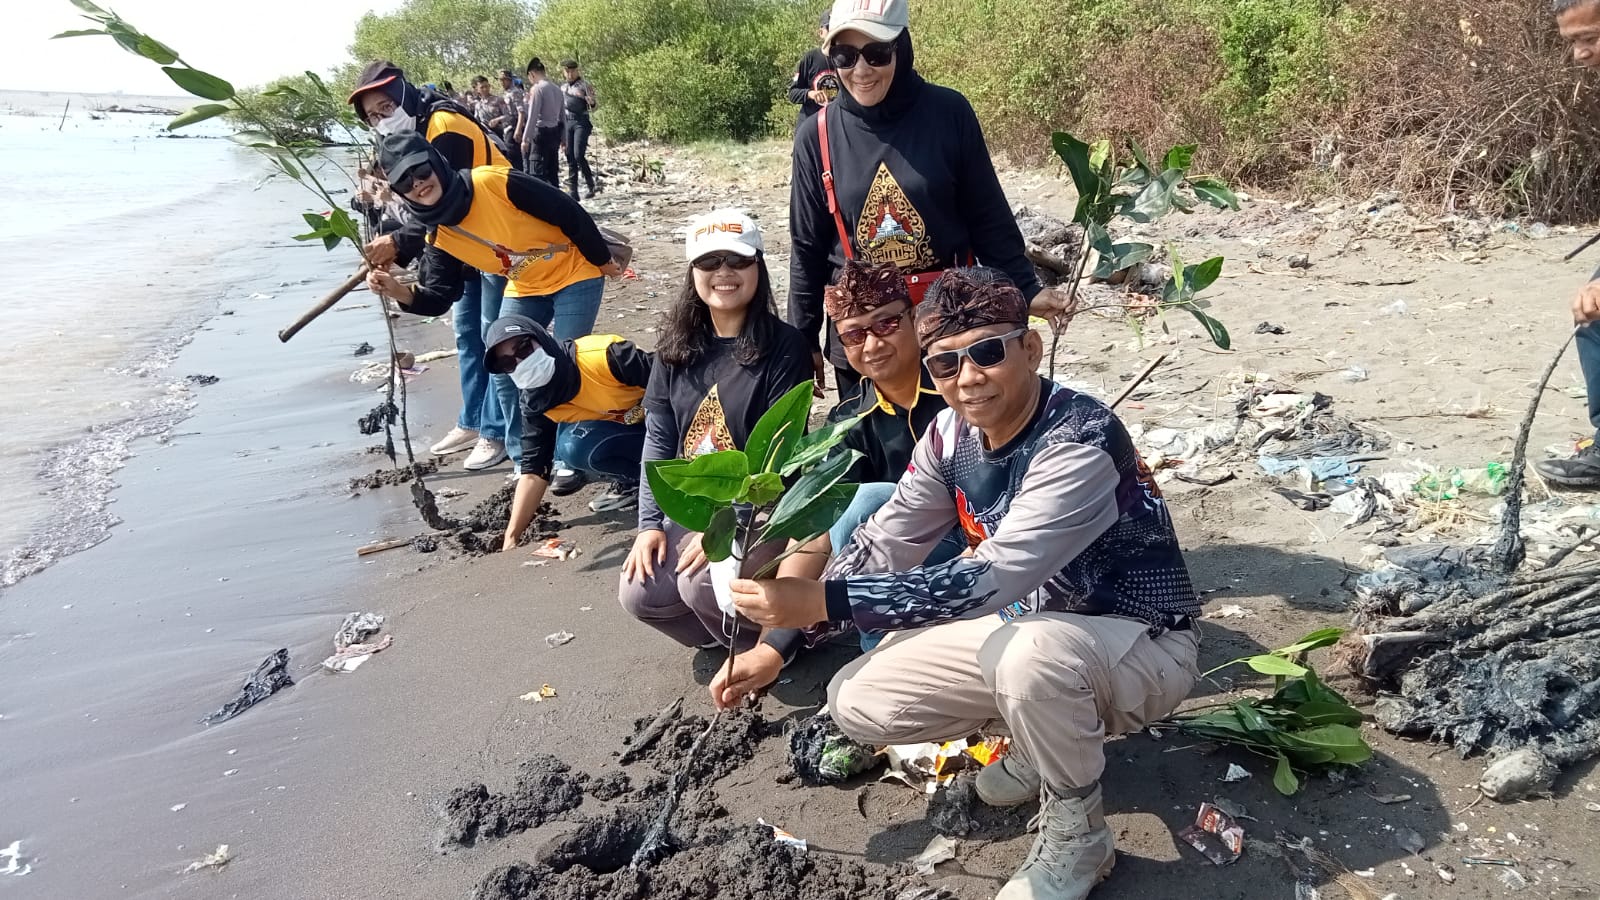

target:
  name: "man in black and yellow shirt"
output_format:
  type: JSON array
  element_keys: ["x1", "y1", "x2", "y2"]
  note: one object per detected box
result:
[{"x1": 485, "y1": 316, "x2": 650, "y2": 549}]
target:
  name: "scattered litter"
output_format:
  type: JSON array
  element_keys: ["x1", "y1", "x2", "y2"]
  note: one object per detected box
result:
[
  {"x1": 1395, "y1": 825, "x2": 1425, "y2": 855},
  {"x1": 788, "y1": 711, "x2": 878, "y2": 785},
  {"x1": 1223, "y1": 763, "x2": 1251, "y2": 783},
  {"x1": 1479, "y1": 748, "x2": 1559, "y2": 802},
  {"x1": 912, "y1": 835, "x2": 959, "y2": 875},
  {"x1": 322, "y1": 612, "x2": 392, "y2": 673},
  {"x1": 322, "y1": 635, "x2": 391, "y2": 672},
  {"x1": 1463, "y1": 857, "x2": 1517, "y2": 866},
  {"x1": 413, "y1": 349, "x2": 457, "y2": 363},
  {"x1": 520, "y1": 684, "x2": 557, "y2": 702},
  {"x1": 1499, "y1": 868, "x2": 1529, "y2": 891},
  {"x1": 223, "y1": 769, "x2": 238, "y2": 777},
  {"x1": 1254, "y1": 322, "x2": 1288, "y2": 335},
  {"x1": 247, "y1": 291, "x2": 272, "y2": 300},
  {"x1": 1178, "y1": 802, "x2": 1245, "y2": 865},
  {"x1": 531, "y1": 538, "x2": 580, "y2": 561},
  {"x1": 544, "y1": 630, "x2": 575, "y2": 648},
  {"x1": 1340, "y1": 365, "x2": 1370, "y2": 383},
  {"x1": 1207, "y1": 604, "x2": 1254, "y2": 619},
  {"x1": 1353, "y1": 868, "x2": 1376, "y2": 877},
  {"x1": 1586, "y1": 802, "x2": 1600, "y2": 812},
  {"x1": 1, "y1": 841, "x2": 30, "y2": 877},
  {"x1": 185, "y1": 374, "x2": 220, "y2": 387},
  {"x1": 353, "y1": 341, "x2": 374, "y2": 357},
  {"x1": 1294, "y1": 882, "x2": 1319, "y2": 900},
  {"x1": 181, "y1": 844, "x2": 231, "y2": 874},
  {"x1": 880, "y1": 736, "x2": 1008, "y2": 793},
  {"x1": 202, "y1": 649, "x2": 293, "y2": 725},
  {"x1": 579, "y1": 605, "x2": 593, "y2": 611},
  {"x1": 1368, "y1": 792, "x2": 1412, "y2": 805},
  {"x1": 1437, "y1": 864, "x2": 1456, "y2": 884},
  {"x1": 170, "y1": 803, "x2": 187, "y2": 812},
  {"x1": 758, "y1": 819, "x2": 808, "y2": 851},
  {"x1": 1382, "y1": 300, "x2": 1409, "y2": 316},
  {"x1": 522, "y1": 559, "x2": 549, "y2": 568},
  {"x1": 1211, "y1": 797, "x2": 1254, "y2": 821},
  {"x1": 1288, "y1": 254, "x2": 1312, "y2": 269}
]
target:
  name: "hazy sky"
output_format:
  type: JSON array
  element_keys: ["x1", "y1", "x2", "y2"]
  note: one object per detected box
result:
[{"x1": 3, "y1": 0, "x2": 403, "y2": 96}]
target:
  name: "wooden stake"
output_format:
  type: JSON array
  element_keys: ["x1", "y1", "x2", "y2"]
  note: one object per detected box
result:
[
  {"x1": 1111, "y1": 353, "x2": 1169, "y2": 409},
  {"x1": 356, "y1": 536, "x2": 413, "y2": 557},
  {"x1": 278, "y1": 265, "x2": 371, "y2": 342}
]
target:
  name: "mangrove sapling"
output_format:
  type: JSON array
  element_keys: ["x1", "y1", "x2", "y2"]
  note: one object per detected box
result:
[
  {"x1": 57, "y1": 1, "x2": 455, "y2": 530},
  {"x1": 1047, "y1": 133, "x2": 1238, "y2": 375},
  {"x1": 632, "y1": 379, "x2": 867, "y2": 862}
]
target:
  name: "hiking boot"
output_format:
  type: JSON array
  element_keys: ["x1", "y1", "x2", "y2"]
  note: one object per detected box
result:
[
  {"x1": 462, "y1": 437, "x2": 507, "y2": 471},
  {"x1": 585, "y1": 181, "x2": 599, "y2": 199},
  {"x1": 548, "y1": 467, "x2": 588, "y2": 496},
  {"x1": 430, "y1": 426, "x2": 479, "y2": 455},
  {"x1": 996, "y1": 784, "x2": 1115, "y2": 900},
  {"x1": 977, "y1": 755, "x2": 1043, "y2": 808},
  {"x1": 1534, "y1": 439, "x2": 1600, "y2": 488},
  {"x1": 589, "y1": 479, "x2": 639, "y2": 512}
]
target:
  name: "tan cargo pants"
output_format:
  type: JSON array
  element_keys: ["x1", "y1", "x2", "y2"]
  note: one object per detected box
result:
[{"x1": 828, "y1": 611, "x2": 1200, "y2": 791}]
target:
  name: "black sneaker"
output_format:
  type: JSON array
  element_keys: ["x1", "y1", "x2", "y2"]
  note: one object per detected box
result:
[
  {"x1": 585, "y1": 182, "x2": 599, "y2": 199},
  {"x1": 1534, "y1": 440, "x2": 1600, "y2": 488},
  {"x1": 548, "y1": 468, "x2": 589, "y2": 496},
  {"x1": 589, "y1": 479, "x2": 639, "y2": 512}
]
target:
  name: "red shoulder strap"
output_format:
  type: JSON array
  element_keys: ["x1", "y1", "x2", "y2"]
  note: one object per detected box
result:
[{"x1": 817, "y1": 105, "x2": 854, "y2": 261}]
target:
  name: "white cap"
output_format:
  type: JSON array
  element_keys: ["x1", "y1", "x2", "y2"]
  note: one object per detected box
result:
[
  {"x1": 823, "y1": 0, "x2": 909, "y2": 49},
  {"x1": 684, "y1": 209, "x2": 763, "y2": 261}
]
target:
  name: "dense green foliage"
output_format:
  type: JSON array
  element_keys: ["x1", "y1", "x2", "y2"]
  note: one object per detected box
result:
[
  {"x1": 346, "y1": 0, "x2": 534, "y2": 89},
  {"x1": 513, "y1": 0, "x2": 814, "y2": 142},
  {"x1": 229, "y1": 73, "x2": 360, "y2": 144}
]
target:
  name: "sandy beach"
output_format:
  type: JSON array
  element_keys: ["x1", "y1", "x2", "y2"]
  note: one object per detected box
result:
[{"x1": 4, "y1": 135, "x2": 1599, "y2": 899}]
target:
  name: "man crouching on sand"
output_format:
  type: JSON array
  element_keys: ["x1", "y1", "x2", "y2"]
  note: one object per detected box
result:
[{"x1": 728, "y1": 267, "x2": 1203, "y2": 900}]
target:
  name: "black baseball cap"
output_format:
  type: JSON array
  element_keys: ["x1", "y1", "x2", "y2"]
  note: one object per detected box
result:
[
  {"x1": 348, "y1": 60, "x2": 405, "y2": 106},
  {"x1": 561, "y1": 59, "x2": 579, "y2": 69},
  {"x1": 484, "y1": 315, "x2": 548, "y2": 373},
  {"x1": 375, "y1": 133, "x2": 432, "y2": 183}
]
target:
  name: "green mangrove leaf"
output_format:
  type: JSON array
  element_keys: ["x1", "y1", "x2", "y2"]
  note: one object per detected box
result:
[
  {"x1": 745, "y1": 381, "x2": 813, "y2": 474},
  {"x1": 1273, "y1": 753, "x2": 1300, "y2": 795},
  {"x1": 656, "y1": 449, "x2": 749, "y2": 503},
  {"x1": 168, "y1": 102, "x2": 230, "y2": 130},
  {"x1": 1243, "y1": 654, "x2": 1308, "y2": 678},
  {"x1": 645, "y1": 460, "x2": 716, "y2": 532},
  {"x1": 1190, "y1": 176, "x2": 1240, "y2": 211},
  {"x1": 161, "y1": 66, "x2": 235, "y2": 102},
  {"x1": 702, "y1": 506, "x2": 737, "y2": 563}
]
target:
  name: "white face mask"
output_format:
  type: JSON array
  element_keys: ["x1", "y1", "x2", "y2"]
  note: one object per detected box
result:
[
  {"x1": 509, "y1": 347, "x2": 555, "y2": 390},
  {"x1": 374, "y1": 106, "x2": 415, "y2": 136}
]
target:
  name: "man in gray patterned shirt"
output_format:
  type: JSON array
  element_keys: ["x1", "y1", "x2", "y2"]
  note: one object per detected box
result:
[{"x1": 732, "y1": 267, "x2": 1202, "y2": 900}]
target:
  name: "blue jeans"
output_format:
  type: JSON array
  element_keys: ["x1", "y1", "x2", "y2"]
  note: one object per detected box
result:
[
  {"x1": 557, "y1": 419, "x2": 645, "y2": 481},
  {"x1": 1580, "y1": 323, "x2": 1600, "y2": 442},
  {"x1": 453, "y1": 272, "x2": 508, "y2": 442},
  {"x1": 500, "y1": 277, "x2": 608, "y2": 468},
  {"x1": 828, "y1": 481, "x2": 967, "y2": 651}
]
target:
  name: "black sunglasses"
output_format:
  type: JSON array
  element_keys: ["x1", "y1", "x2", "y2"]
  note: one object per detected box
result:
[
  {"x1": 839, "y1": 308, "x2": 908, "y2": 347},
  {"x1": 924, "y1": 328, "x2": 1027, "y2": 380},
  {"x1": 691, "y1": 252, "x2": 759, "y2": 272},
  {"x1": 488, "y1": 335, "x2": 534, "y2": 375},
  {"x1": 391, "y1": 165, "x2": 431, "y2": 196},
  {"x1": 828, "y1": 40, "x2": 896, "y2": 70}
]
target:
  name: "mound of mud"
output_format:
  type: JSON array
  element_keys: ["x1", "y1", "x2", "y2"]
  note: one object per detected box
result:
[
  {"x1": 448, "y1": 486, "x2": 562, "y2": 555},
  {"x1": 624, "y1": 708, "x2": 778, "y2": 789},
  {"x1": 472, "y1": 823, "x2": 929, "y2": 900},
  {"x1": 348, "y1": 459, "x2": 439, "y2": 492},
  {"x1": 441, "y1": 754, "x2": 588, "y2": 848}
]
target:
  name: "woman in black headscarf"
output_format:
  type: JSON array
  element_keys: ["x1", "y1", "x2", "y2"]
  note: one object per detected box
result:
[{"x1": 787, "y1": 0, "x2": 1070, "y2": 397}]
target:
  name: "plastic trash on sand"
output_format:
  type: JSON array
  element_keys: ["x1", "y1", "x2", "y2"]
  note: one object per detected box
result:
[
  {"x1": 1, "y1": 840, "x2": 31, "y2": 877},
  {"x1": 203, "y1": 650, "x2": 293, "y2": 725},
  {"x1": 1178, "y1": 802, "x2": 1245, "y2": 865},
  {"x1": 788, "y1": 711, "x2": 879, "y2": 785},
  {"x1": 545, "y1": 630, "x2": 575, "y2": 647},
  {"x1": 881, "y1": 736, "x2": 1010, "y2": 793},
  {"x1": 181, "y1": 844, "x2": 231, "y2": 874},
  {"x1": 323, "y1": 612, "x2": 392, "y2": 673},
  {"x1": 1223, "y1": 763, "x2": 1251, "y2": 783},
  {"x1": 531, "y1": 538, "x2": 581, "y2": 561},
  {"x1": 913, "y1": 835, "x2": 959, "y2": 874},
  {"x1": 758, "y1": 819, "x2": 808, "y2": 851},
  {"x1": 520, "y1": 684, "x2": 558, "y2": 702},
  {"x1": 1415, "y1": 463, "x2": 1508, "y2": 500}
]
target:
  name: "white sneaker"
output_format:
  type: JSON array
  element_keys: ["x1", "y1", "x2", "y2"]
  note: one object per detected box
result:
[
  {"x1": 430, "y1": 426, "x2": 479, "y2": 455},
  {"x1": 462, "y1": 438, "x2": 507, "y2": 471}
]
